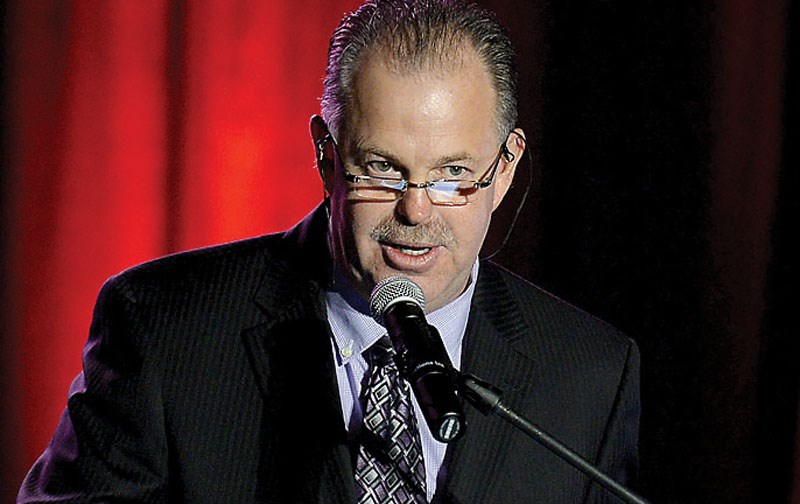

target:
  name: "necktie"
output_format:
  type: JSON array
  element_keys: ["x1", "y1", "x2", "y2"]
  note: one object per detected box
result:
[{"x1": 354, "y1": 337, "x2": 427, "y2": 503}]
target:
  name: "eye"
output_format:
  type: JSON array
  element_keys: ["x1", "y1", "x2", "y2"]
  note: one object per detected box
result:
[
  {"x1": 364, "y1": 161, "x2": 401, "y2": 177},
  {"x1": 441, "y1": 165, "x2": 470, "y2": 179}
]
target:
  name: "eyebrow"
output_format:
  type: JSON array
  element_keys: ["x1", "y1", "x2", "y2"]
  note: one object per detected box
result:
[{"x1": 351, "y1": 139, "x2": 479, "y2": 168}]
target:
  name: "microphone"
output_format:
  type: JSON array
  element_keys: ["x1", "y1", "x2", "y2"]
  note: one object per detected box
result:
[{"x1": 369, "y1": 276, "x2": 465, "y2": 443}]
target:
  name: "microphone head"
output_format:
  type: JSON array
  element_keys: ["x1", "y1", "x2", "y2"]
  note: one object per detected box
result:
[{"x1": 369, "y1": 276, "x2": 426, "y2": 326}]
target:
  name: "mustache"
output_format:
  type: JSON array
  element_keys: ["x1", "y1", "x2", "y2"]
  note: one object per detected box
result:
[{"x1": 369, "y1": 217, "x2": 455, "y2": 247}]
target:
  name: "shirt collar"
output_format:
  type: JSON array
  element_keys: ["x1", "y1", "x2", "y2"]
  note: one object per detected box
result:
[
  {"x1": 325, "y1": 261, "x2": 480, "y2": 368},
  {"x1": 325, "y1": 268, "x2": 385, "y2": 365}
]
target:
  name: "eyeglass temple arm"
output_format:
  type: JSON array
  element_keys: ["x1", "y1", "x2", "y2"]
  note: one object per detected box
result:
[{"x1": 316, "y1": 133, "x2": 333, "y2": 162}]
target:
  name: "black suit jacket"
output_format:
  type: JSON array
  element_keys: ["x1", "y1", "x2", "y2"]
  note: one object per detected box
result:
[{"x1": 19, "y1": 204, "x2": 640, "y2": 503}]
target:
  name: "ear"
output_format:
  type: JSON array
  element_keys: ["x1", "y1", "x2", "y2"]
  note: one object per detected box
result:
[
  {"x1": 310, "y1": 115, "x2": 335, "y2": 194},
  {"x1": 491, "y1": 127, "x2": 526, "y2": 211}
]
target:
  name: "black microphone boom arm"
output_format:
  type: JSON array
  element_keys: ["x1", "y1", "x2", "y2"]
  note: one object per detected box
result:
[{"x1": 457, "y1": 373, "x2": 650, "y2": 504}]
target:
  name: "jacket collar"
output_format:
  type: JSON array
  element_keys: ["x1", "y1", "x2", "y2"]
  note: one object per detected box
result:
[
  {"x1": 242, "y1": 202, "x2": 356, "y2": 503},
  {"x1": 438, "y1": 262, "x2": 540, "y2": 503},
  {"x1": 251, "y1": 201, "x2": 333, "y2": 320}
]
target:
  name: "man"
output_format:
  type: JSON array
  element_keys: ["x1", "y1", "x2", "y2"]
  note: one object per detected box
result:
[{"x1": 19, "y1": 0, "x2": 639, "y2": 502}]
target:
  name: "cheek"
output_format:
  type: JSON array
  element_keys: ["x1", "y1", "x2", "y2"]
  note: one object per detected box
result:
[
  {"x1": 346, "y1": 204, "x2": 383, "y2": 254},
  {"x1": 452, "y1": 203, "x2": 493, "y2": 250}
]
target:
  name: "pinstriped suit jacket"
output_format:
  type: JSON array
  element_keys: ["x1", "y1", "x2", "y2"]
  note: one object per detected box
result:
[{"x1": 19, "y1": 204, "x2": 639, "y2": 503}]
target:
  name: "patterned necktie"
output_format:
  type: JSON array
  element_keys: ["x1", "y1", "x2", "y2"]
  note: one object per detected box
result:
[{"x1": 354, "y1": 337, "x2": 427, "y2": 503}]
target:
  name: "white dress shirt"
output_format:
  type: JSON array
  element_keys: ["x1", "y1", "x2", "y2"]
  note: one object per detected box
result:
[{"x1": 324, "y1": 261, "x2": 479, "y2": 501}]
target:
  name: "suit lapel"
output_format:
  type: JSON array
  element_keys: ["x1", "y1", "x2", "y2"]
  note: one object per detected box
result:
[
  {"x1": 240, "y1": 204, "x2": 356, "y2": 503},
  {"x1": 242, "y1": 314, "x2": 355, "y2": 503},
  {"x1": 439, "y1": 263, "x2": 539, "y2": 503}
]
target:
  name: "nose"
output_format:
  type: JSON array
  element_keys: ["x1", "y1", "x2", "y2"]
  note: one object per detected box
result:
[{"x1": 395, "y1": 186, "x2": 433, "y2": 225}]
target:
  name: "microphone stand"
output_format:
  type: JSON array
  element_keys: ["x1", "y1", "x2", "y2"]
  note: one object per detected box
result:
[{"x1": 457, "y1": 373, "x2": 650, "y2": 504}]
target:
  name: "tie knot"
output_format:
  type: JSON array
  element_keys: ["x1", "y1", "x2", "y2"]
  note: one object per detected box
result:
[{"x1": 368, "y1": 336, "x2": 396, "y2": 367}]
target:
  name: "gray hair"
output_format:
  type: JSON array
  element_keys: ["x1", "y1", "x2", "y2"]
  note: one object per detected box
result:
[{"x1": 321, "y1": 0, "x2": 518, "y2": 142}]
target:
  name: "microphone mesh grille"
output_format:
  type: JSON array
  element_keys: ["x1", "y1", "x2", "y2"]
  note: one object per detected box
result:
[{"x1": 369, "y1": 276, "x2": 426, "y2": 325}]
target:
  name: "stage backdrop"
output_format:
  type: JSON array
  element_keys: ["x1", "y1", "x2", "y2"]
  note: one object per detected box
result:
[
  {"x1": 1, "y1": 0, "x2": 364, "y2": 497},
  {"x1": 2, "y1": 1, "x2": 797, "y2": 503}
]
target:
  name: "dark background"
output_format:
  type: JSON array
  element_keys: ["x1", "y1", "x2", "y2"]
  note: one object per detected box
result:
[{"x1": 484, "y1": 0, "x2": 798, "y2": 502}]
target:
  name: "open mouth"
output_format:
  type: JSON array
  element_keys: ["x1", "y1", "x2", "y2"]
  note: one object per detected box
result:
[
  {"x1": 389, "y1": 243, "x2": 432, "y2": 256},
  {"x1": 379, "y1": 240, "x2": 441, "y2": 273}
]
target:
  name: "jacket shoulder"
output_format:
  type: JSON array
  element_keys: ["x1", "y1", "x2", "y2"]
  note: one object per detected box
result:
[
  {"x1": 478, "y1": 261, "x2": 636, "y2": 359},
  {"x1": 98, "y1": 233, "x2": 285, "y2": 305}
]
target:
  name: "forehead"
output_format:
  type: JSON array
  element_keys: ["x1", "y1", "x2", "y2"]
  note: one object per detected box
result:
[{"x1": 341, "y1": 52, "x2": 499, "y2": 156}]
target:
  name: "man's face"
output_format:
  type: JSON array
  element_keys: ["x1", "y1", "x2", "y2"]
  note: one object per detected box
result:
[{"x1": 318, "y1": 53, "x2": 522, "y2": 312}]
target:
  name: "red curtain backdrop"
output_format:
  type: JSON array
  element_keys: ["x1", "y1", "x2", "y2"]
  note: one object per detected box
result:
[{"x1": 2, "y1": 0, "x2": 362, "y2": 496}]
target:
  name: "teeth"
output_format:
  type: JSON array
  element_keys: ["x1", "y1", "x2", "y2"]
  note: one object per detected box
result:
[{"x1": 398, "y1": 246, "x2": 431, "y2": 256}]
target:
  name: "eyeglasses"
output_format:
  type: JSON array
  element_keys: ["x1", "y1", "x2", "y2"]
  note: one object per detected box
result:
[{"x1": 317, "y1": 133, "x2": 514, "y2": 206}]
